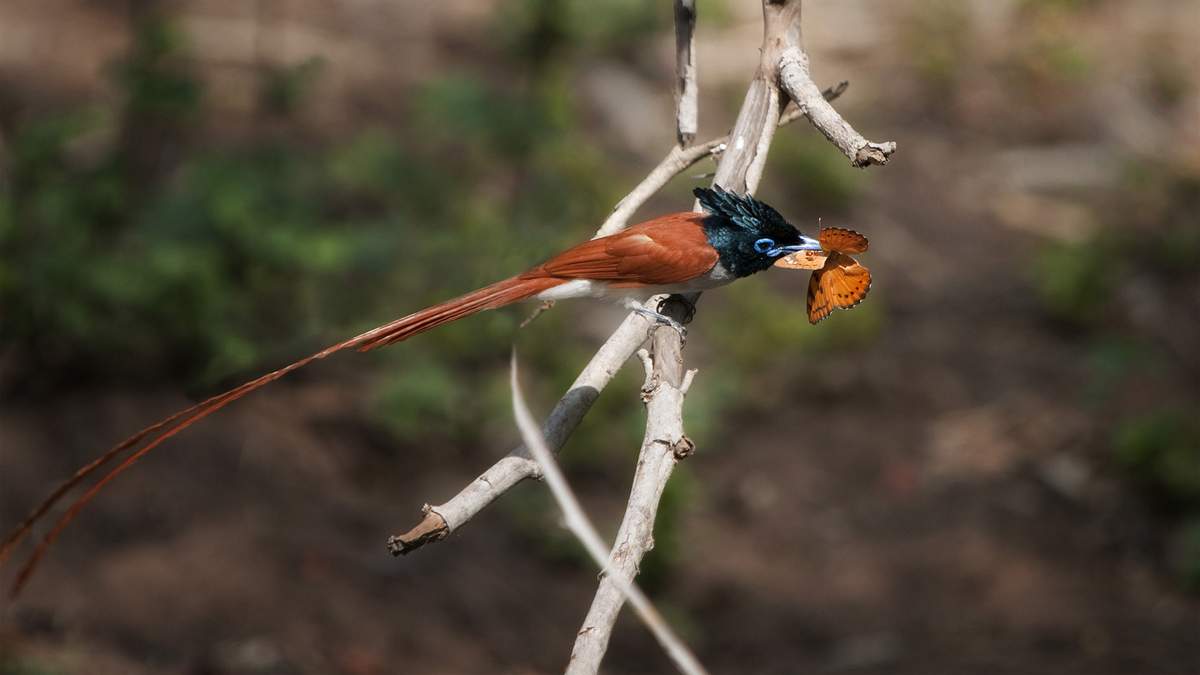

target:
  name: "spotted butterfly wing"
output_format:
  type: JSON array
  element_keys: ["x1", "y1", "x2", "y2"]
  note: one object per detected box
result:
[
  {"x1": 818, "y1": 227, "x2": 868, "y2": 254},
  {"x1": 806, "y1": 252, "x2": 871, "y2": 325}
]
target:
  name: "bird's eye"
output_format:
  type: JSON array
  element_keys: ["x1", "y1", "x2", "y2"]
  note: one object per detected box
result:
[{"x1": 753, "y1": 238, "x2": 775, "y2": 254}]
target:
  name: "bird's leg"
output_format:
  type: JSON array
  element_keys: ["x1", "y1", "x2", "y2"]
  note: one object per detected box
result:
[
  {"x1": 519, "y1": 300, "x2": 556, "y2": 328},
  {"x1": 623, "y1": 298, "x2": 687, "y2": 342},
  {"x1": 659, "y1": 294, "x2": 697, "y2": 325}
]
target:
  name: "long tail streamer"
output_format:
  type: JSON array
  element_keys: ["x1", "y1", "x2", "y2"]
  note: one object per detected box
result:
[{"x1": 0, "y1": 275, "x2": 552, "y2": 597}]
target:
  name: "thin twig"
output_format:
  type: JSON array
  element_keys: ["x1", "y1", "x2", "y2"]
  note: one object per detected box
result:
[
  {"x1": 679, "y1": 368, "x2": 697, "y2": 395},
  {"x1": 596, "y1": 80, "x2": 848, "y2": 238},
  {"x1": 778, "y1": 48, "x2": 896, "y2": 167},
  {"x1": 510, "y1": 352, "x2": 708, "y2": 675}
]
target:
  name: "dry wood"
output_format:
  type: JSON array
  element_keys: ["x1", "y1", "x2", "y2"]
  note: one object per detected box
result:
[
  {"x1": 778, "y1": 48, "x2": 896, "y2": 167},
  {"x1": 674, "y1": 0, "x2": 699, "y2": 147},
  {"x1": 511, "y1": 352, "x2": 707, "y2": 675},
  {"x1": 566, "y1": 297, "x2": 698, "y2": 674}
]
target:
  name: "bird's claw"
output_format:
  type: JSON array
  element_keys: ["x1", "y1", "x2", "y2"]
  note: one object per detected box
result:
[{"x1": 632, "y1": 307, "x2": 688, "y2": 344}]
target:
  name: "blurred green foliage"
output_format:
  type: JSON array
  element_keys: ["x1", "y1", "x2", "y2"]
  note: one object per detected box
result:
[
  {"x1": 0, "y1": 18, "x2": 403, "y2": 385},
  {"x1": 905, "y1": 0, "x2": 972, "y2": 96},
  {"x1": 0, "y1": 0, "x2": 890, "y2": 587},
  {"x1": 1114, "y1": 409, "x2": 1200, "y2": 590},
  {"x1": 0, "y1": 5, "x2": 702, "y2": 582},
  {"x1": 1017, "y1": 0, "x2": 1107, "y2": 12},
  {"x1": 1115, "y1": 410, "x2": 1200, "y2": 509},
  {"x1": 1032, "y1": 162, "x2": 1200, "y2": 329},
  {"x1": 0, "y1": 8, "x2": 617, "y2": 397},
  {"x1": 1031, "y1": 159, "x2": 1200, "y2": 591},
  {"x1": 1033, "y1": 239, "x2": 1113, "y2": 326},
  {"x1": 767, "y1": 134, "x2": 866, "y2": 214},
  {"x1": 1082, "y1": 337, "x2": 1157, "y2": 403},
  {"x1": 1169, "y1": 518, "x2": 1200, "y2": 592},
  {"x1": 260, "y1": 57, "x2": 327, "y2": 117},
  {"x1": 113, "y1": 18, "x2": 202, "y2": 124},
  {"x1": 496, "y1": 0, "x2": 667, "y2": 61},
  {"x1": 638, "y1": 465, "x2": 696, "y2": 591},
  {"x1": 710, "y1": 275, "x2": 881, "y2": 373},
  {"x1": 1008, "y1": 3, "x2": 1095, "y2": 87},
  {"x1": 0, "y1": 657, "x2": 63, "y2": 675}
]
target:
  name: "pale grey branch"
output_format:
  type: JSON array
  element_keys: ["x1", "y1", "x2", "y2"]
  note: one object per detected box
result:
[
  {"x1": 511, "y1": 353, "x2": 708, "y2": 675},
  {"x1": 778, "y1": 48, "x2": 896, "y2": 167},
  {"x1": 674, "y1": 0, "x2": 698, "y2": 147},
  {"x1": 596, "y1": 80, "x2": 848, "y2": 238},
  {"x1": 388, "y1": 305, "x2": 657, "y2": 555},
  {"x1": 567, "y1": 298, "x2": 696, "y2": 674}
]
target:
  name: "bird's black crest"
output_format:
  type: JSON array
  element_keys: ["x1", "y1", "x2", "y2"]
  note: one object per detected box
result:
[{"x1": 693, "y1": 186, "x2": 787, "y2": 232}]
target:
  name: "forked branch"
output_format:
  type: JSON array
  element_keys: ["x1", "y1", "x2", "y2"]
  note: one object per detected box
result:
[
  {"x1": 511, "y1": 352, "x2": 707, "y2": 675},
  {"x1": 779, "y1": 48, "x2": 895, "y2": 166}
]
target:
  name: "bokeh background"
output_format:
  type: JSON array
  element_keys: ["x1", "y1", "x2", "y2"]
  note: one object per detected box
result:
[{"x1": 2, "y1": 1, "x2": 1199, "y2": 673}]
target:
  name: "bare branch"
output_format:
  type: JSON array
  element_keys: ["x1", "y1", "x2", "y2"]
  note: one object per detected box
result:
[
  {"x1": 511, "y1": 353, "x2": 708, "y2": 675},
  {"x1": 388, "y1": 306, "x2": 658, "y2": 555},
  {"x1": 778, "y1": 48, "x2": 896, "y2": 167},
  {"x1": 597, "y1": 78, "x2": 849, "y2": 236},
  {"x1": 674, "y1": 0, "x2": 698, "y2": 147},
  {"x1": 707, "y1": 0, "x2": 803, "y2": 196},
  {"x1": 567, "y1": 300, "x2": 697, "y2": 674}
]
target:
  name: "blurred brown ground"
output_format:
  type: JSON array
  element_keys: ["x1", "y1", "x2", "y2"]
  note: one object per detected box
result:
[{"x1": 2, "y1": 1, "x2": 1199, "y2": 674}]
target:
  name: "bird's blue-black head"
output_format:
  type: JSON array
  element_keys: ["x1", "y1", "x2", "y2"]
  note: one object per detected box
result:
[{"x1": 694, "y1": 186, "x2": 821, "y2": 278}]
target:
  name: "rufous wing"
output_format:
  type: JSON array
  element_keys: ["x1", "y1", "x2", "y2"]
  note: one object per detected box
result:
[
  {"x1": 807, "y1": 251, "x2": 872, "y2": 324},
  {"x1": 533, "y1": 213, "x2": 719, "y2": 287},
  {"x1": 819, "y1": 227, "x2": 869, "y2": 254}
]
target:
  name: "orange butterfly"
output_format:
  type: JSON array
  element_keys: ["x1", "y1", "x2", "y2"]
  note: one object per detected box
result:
[{"x1": 774, "y1": 227, "x2": 871, "y2": 324}]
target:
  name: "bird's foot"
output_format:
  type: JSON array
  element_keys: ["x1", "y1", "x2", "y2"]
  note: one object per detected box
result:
[
  {"x1": 630, "y1": 306, "x2": 688, "y2": 343},
  {"x1": 520, "y1": 300, "x2": 556, "y2": 328}
]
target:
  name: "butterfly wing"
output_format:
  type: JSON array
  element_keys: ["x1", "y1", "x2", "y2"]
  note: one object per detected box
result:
[
  {"x1": 819, "y1": 227, "x2": 869, "y2": 254},
  {"x1": 807, "y1": 251, "x2": 872, "y2": 324}
]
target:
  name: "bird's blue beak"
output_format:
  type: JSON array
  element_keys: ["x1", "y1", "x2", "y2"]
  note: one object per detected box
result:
[{"x1": 779, "y1": 235, "x2": 823, "y2": 254}]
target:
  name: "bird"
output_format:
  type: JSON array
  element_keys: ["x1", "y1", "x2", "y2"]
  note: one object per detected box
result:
[{"x1": 0, "y1": 185, "x2": 826, "y2": 596}]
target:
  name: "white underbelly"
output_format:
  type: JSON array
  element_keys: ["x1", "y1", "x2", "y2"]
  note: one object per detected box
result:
[{"x1": 535, "y1": 279, "x2": 609, "y2": 301}]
